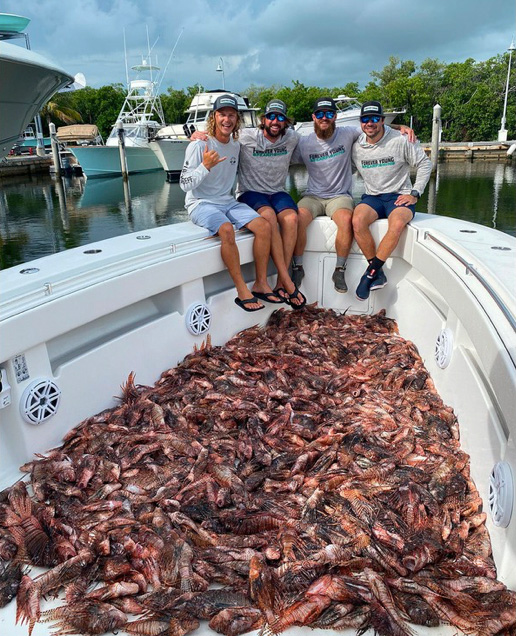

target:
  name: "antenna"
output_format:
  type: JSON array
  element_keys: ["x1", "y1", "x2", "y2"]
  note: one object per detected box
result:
[
  {"x1": 123, "y1": 28, "x2": 129, "y2": 89},
  {"x1": 146, "y1": 25, "x2": 153, "y2": 82},
  {"x1": 155, "y1": 28, "x2": 184, "y2": 93}
]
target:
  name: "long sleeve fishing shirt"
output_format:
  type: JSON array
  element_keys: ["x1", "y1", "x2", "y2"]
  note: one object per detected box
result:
[
  {"x1": 179, "y1": 137, "x2": 240, "y2": 213},
  {"x1": 352, "y1": 127, "x2": 432, "y2": 196}
]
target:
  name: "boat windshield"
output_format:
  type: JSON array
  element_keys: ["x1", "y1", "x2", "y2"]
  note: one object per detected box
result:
[
  {"x1": 186, "y1": 110, "x2": 209, "y2": 125},
  {"x1": 335, "y1": 97, "x2": 361, "y2": 113},
  {"x1": 107, "y1": 126, "x2": 150, "y2": 142}
]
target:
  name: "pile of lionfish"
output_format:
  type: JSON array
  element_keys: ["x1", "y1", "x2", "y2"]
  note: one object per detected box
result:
[{"x1": 1, "y1": 306, "x2": 515, "y2": 636}]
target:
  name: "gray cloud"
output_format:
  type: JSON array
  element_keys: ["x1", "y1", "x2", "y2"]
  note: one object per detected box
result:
[{"x1": 4, "y1": 0, "x2": 514, "y2": 93}]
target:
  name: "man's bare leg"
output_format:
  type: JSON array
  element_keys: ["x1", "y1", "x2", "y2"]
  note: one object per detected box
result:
[
  {"x1": 218, "y1": 222, "x2": 263, "y2": 310},
  {"x1": 352, "y1": 203, "x2": 379, "y2": 260},
  {"x1": 376, "y1": 207, "x2": 413, "y2": 260},
  {"x1": 245, "y1": 216, "x2": 275, "y2": 296}
]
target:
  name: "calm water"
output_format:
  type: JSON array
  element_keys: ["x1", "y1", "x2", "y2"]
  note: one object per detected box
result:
[{"x1": 0, "y1": 162, "x2": 514, "y2": 271}]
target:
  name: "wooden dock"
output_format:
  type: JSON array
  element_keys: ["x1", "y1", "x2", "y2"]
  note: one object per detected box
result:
[
  {"x1": 421, "y1": 140, "x2": 515, "y2": 162},
  {"x1": 0, "y1": 155, "x2": 53, "y2": 178}
]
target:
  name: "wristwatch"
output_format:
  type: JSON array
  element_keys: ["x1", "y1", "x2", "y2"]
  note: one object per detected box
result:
[{"x1": 410, "y1": 189, "x2": 420, "y2": 199}]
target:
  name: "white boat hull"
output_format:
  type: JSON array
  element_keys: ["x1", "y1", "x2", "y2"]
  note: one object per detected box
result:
[
  {"x1": 0, "y1": 41, "x2": 73, "y2": 157},
  {"x1": 70, "y1": 144, "x2": 163, "y2": 177},
  {"x1": 149, "y1": 136, "x2": 189, "y2": 174},
  {"x1": 0, "y1": 214, "x2": 515, "y2": 633}
]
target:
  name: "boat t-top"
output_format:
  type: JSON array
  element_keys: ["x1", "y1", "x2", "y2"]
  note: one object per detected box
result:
[{"x1": 70, "y1": 57, "x2": 165, "y2": 177}]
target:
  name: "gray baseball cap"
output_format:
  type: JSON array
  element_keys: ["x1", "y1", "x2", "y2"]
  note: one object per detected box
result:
[
  {"x1": 265, "y1": 99, "x2": 287, "y2": 116},
  {"x1": 212, "y1": 94, "x2": 239, "y2": 112}
]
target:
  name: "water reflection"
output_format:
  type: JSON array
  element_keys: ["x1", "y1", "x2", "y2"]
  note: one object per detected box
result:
[{"x1": 0, "y1": 172, "x2": 189, "y2": 269}]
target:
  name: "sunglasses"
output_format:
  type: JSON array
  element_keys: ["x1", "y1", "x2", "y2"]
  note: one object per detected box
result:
[
  {"x1": 266, "y1": 113, "x2": 286, "y2": 122},
  {"x1": 314, "y1": 110, "x2": 336, "y2": 120},
  {"x1": 360, "y1": 115, "x2": 381, "y2": 123}
]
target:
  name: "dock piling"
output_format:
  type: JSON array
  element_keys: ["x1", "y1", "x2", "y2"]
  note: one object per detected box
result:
[
  {"x1": 117, "y1": 122, "x2": 129, "y2": 181},
  {"x1": 49, "y1": 123, "x2": 62, "y2": 178},
  {"x1": 431, "y1": 104, "x2": 441, "y2": 173}
]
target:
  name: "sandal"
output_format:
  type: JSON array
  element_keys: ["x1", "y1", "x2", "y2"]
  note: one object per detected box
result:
[
  {"x1": 234, "y1": 297, "x2": 264, "y2": 312},
  {"x1": 285, "y1": 285, "x2": 306, "y2": 309},
  {"x1": 252, "y1": 291, "x2": 284, "y2": 304}
]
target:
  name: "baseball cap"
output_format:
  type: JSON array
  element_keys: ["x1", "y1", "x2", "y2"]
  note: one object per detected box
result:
[
  {"x1": 360, "y1": 101, "x2": 384, "y2": 117},
  {"x1": 312, "y1": 97, "x2": 337, "y2": 113},
  {"x1": 212, "y1": 94, "x2": 239, "y2": 112},
  {"x1": 265, "y1": 99, "x2": 287, "y2": 117}
]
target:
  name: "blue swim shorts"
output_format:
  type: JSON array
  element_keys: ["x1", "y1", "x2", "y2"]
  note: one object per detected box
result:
[
  {"x1": 190, "y1": 200, "x2": 260, "y2": 235},
  {"x1": 360, "y1": 193, "x2": 416, "y2": 219},
  {"x1": 237, "y1": 190, "x2": 298, "y2": 214}
]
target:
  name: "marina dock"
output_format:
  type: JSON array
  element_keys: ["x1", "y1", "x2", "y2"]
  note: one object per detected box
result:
[
  {"x1": 0, "y1": 154, "x2": 52, "y2": 178},
  {"x1": 421, "y1": 140, "x2": 515, "y2": 162}
]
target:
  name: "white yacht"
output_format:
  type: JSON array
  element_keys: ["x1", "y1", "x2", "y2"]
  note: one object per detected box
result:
[
  {"x1": 70, "y1": 59, "x2": 165, "y2": 178},
  {"x1": 0, "y1": 13, "x2": 74, "y2": 157},
  {"x1": 0, "y1": 210, "x2": 515, "y2": 635},
  {"x1": 294, "y1": 94, "x2": 406, "y2": 136},
  {"x1": 150, "y1": 89, "x2": 260, "y2": 178}
]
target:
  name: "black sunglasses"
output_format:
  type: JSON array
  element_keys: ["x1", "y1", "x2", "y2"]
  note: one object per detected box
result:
[{"x1": 360, "y1": 115, "x2": 382, "y2": 123}]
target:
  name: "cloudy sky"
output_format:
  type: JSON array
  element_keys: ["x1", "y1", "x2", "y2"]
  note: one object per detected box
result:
[{"x1": 4, "y1": 0, "x2": 516, "y2": 94}]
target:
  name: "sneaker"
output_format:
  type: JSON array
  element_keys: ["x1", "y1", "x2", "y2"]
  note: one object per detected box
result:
[
  {"x1": 370, "y1": 269, "x2": 387, "y2": 290},
  {"x1": 332, "y1": 267, "x2": 348, "y2": 293},
  {"x1": 291, "y1": 264, "x2": 305, "y2": 287},
  {"x1": 356, "y1": 271, "x2": 375, "y2": 300}
]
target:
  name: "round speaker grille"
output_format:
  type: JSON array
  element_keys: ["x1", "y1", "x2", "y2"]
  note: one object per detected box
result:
[{"x1": 21, "y1": 379, "x2": 61, "y2": 425}]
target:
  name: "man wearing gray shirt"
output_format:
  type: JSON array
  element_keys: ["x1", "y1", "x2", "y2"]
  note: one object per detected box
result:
[
  {"x1": 352, "y1": 100, "x2": 432, "y2": 301},
  {"x1": 291, "y1": 97, "x2": 360, "y2": 292},
  {"x1": 180, "y1": 94, "x2": 275, "y2": 313}
]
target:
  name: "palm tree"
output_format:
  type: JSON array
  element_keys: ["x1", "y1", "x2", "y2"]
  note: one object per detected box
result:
[{"x1": 40, "y1": 100, "x2": 82, "y2": 127}]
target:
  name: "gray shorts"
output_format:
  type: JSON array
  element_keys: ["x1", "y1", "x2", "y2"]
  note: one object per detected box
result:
[
  {"x1": 298, "y1": 194, "x2": 354, "y2": 220},
  {"x1": 190, "y1": 200, "x2": 260, "y2": 235}
]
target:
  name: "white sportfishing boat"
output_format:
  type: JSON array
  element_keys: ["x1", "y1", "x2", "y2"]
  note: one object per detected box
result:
[
  {"x1": 70, "y1": 59, "x2": 165, "y2": 178},
  {"x1": 294, "y1": 95, "x2": 406, "y2": 136},
  {"x1": 150, "y1": 90, "x2": 260, "y2": 178},
  {"x1": 0, "y1": 13, "x2": 74, "y2": 157},
  {"x1": 0, "y1": 213, "x2": 515, "y2": 635}
]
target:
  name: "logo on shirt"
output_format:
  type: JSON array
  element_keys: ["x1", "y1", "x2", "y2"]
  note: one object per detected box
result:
[
  {"x1": 230, "y1": 157, "x2": 237, "y2": 164},
  {"x1": 309, "y1": 145, "x2": 346, "y2": 162},
  {"x1": 252, "y1": 147, "x2": 288, "y2": 157},
  {"x1": 361, "y1": 156, "x2": 395, "y2": 168}
]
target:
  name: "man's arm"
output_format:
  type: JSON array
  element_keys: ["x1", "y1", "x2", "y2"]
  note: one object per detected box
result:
[
  {"x1": 390, "y1": 124, "x2": 416, "y2": 143},
  {"x1": 179, "y1": 141, "x2": 225, "y2": 192},
  {"x1": 408, "y1": 141, "x2": 432, "y2": 196}
]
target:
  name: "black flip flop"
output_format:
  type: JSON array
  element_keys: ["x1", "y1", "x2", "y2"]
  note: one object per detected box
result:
[
  {"x1": 252, "y1": 291, "x2": 284, "y2": 304},
  {"x1": 285, "y1": 285, "x2": 307, "y2": 309},
  {"x1": 274, "y1": 287, "x2": 290, "y2": 301},
  {"x1": 234, "y1": 297, "x2": 264, "y2": 312}
]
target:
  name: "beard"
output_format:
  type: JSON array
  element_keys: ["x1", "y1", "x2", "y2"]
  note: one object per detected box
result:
[
  {"x1": 314, "y1": 119, "x2": 336, "y2": 140},
  {"x1": 264, "y1": 123, "x2": 284, "y2": 139}
]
